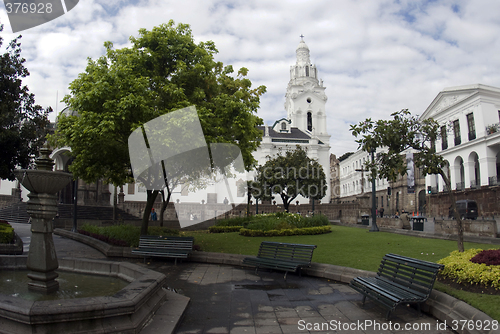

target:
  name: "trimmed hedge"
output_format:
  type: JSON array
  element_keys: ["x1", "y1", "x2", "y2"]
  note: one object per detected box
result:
[
  {"x1": 239, "y1": 225, "x2": 331, "y2": 237},
  {"x1": 438, "y1": 249, "x2": 500, "y2": 290},
  {"x1": 0, "y1": 220, "x2": 14, "y2": 244},
  {"x1": 209, "y1": 226, "x2": 244, "y2": 233}
]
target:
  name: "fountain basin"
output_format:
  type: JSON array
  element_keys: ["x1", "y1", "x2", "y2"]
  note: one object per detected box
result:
[
  {"x1": 13, "y1": 169, "x2": 73, "y2": 194},
  {"x1": 0, "y1": 256, "x2": 167, "y2": 333}
]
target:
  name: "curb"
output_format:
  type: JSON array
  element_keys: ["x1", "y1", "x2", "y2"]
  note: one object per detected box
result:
[{"x1": 54, "y1": 229, "x2": 496, "y2": 334}]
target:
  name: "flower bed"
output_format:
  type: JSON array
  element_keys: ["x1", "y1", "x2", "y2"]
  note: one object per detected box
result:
[{"x1": 438, "y1": 249, "x2": 500, "y2": 290}]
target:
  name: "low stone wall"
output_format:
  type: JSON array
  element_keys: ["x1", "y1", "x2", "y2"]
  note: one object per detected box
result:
[
  {"x1": 435, "y1": 219, "x2": 498, "y2": 238},
  {"x1": 0, "y1": 233, "x2": 23, "y2": 255}
]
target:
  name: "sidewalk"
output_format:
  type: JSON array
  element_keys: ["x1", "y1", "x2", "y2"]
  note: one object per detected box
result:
[{"x1": 11, "y1": 223, "x2": 454, "y2": 334}]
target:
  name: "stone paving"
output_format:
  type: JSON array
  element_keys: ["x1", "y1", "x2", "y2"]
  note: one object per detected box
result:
[
  {"x1": 11, "y1": 223, "x2": 456, "y2": 334},
  {"x1": 143, "y1": 261, "x2": 454, "y2": 334}
]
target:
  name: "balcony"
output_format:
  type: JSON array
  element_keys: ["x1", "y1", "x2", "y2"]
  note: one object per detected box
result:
[
  {"x1": 489, "y1": 176, "x2": 500, "y2": 186},
  {"x1": 456, "y1": 182, "x2": 465, "y2": 191},
  {"x1": 470, "y1": 180, "x2": 479, "y2": 189},
  {"x1": 430, "y1": 186, "x2": 438, "y2": 194},
  {"x1": 486, "y1": 123, "x2": 499, "y2": 135}
]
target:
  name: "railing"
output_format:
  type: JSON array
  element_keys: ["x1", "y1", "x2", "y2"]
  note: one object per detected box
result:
[
  {"x1": 470, "y1": 180, "x2": 479, "y2": 189},
  {"x1": 456, "y1": 182, "x2": 465, "y2": 191},
  {"x1": 442, "y1": 185, "x2": 450, "y2": 192},
  {"x1": 431, "y1": 186, "x2": 438, "y2": 194}
]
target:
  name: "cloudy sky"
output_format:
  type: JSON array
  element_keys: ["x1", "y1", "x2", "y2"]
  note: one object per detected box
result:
[{"x1": 1, "y1": 0, "x2": 500, "y2": 157}]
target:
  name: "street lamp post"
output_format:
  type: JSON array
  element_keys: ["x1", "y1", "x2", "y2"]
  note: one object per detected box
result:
[{"x1": 370, "y1": 148, "x2": 379, "y2": 232}]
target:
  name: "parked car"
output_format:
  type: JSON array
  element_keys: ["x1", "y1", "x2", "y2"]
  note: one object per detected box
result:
[{"x1": 449, "y1": 200, "x2": 479, "y2": 220}]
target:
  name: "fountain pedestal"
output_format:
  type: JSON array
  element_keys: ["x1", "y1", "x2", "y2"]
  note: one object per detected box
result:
[
  {"x1": 25, "y1": 192, "x2": 60, "y2": 293},
  {"x1": 14, "y1": 146, "x2": 72, "y2": 293}
]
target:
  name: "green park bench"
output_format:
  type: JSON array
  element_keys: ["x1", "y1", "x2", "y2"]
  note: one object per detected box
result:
[
  {"x1": 243, "y1": 241, "x2": 317, "y2": 280},
  {"x1": 132, "y1": 235, "x2": 194, "y2": 265},
  {"x1": 349, "y1": 253, "x2": 444, "y2": 320}
]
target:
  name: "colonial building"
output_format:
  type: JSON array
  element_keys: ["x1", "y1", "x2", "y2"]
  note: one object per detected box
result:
[
  {"x1": 421, "y1": 84, "x2": 500, "y2": 217},
  {"x1": 337, "y1": 148, "x2": 427, "y2": 216},
  {"x1": 253, "y1": 38, "x2": 331, "y2": 204}
]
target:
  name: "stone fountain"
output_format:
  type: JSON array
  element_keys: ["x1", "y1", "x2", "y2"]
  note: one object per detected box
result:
[
  {"x1": 14, "y1": 144, "x2": 72, "y2": 293},
  {"x1": 0, "y1": 145, "x2": 170, "y2": 333}
]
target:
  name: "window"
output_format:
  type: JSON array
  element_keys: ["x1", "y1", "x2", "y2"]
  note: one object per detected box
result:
[
  {"x1": 305, "y1": 66, "x2": 309, "y2": 77},
  {"x1": 467, "y1": 113, "x2": 476, "y2": 140},
  {"x1": 453, "y1": 120, "x2": 461, "y2": 146},
  {"x1": 127, "y1": 182, "x2": 135, "y2": 195},
  {"x1": 440, "y1": 126, "x2": 448, "y2": 150},
  {"x1": 307, "y1": 112, "x2": 312, "y2": 131},
  {"x1": 281, "y1": 122, "x2": 286, "y2": 131}
]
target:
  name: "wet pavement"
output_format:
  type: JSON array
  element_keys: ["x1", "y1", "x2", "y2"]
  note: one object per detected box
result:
[{"x1": 11, "y1": 223, "x2": 456, "y2": 334}]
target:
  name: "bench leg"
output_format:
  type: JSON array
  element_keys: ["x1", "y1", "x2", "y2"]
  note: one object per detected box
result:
[
  {"x1": 385, "y1": 309, "x2": 392, "y2": 321},
  {"x1": 361, "y1": 295, "x2": 366, "y2": 306},
  {"x1": 175, "y1": 258, "x2": 178, "y2": 266},
  {"x1": 283, "y1": 271, "x2": 288, "y2": 281}
]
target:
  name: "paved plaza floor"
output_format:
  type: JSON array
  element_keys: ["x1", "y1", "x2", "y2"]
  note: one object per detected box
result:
[{"x1": 11, "y1": 223, "x2": 455, "y2": 334}]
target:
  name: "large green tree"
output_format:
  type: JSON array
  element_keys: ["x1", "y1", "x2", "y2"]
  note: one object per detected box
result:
[
  {"x1": 0, "y1": 24, "x2": 50, "y2": 180},
  {"x1": 53, "y1": 21, "x2": 265, "y2": 234},
  {"x1": 350, "y1": 109, "x2": 466, "y2": 252},
  {"x1": 252, "y1": 146, "x2": 327, "y2": 212}
]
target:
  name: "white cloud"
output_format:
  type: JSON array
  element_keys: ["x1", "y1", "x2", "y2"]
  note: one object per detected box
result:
[{"x1": 2, "y1": 0, "x2": 500, "y2": 157}]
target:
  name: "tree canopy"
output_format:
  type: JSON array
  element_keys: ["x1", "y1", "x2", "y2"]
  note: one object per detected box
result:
[
  {"x1": 52, "y1": 21, "x2": 266, "y2": 233},
  {"x1": 252, "y1": 146, "x2": 327, "y2": 212},
  {"x1": 350, "y1": 109, "x2": 465, "y2": 251},
  {"x1": 0, "y1": 24, "x2": 50, "y2": 180}
]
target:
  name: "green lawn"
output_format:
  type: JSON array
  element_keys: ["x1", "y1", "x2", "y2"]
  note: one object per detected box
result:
[{"x1": 182, "y1": 225, "x2": 500, "y2": 320}]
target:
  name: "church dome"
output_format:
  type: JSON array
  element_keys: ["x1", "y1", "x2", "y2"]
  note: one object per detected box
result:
[
  {"x1": 297, "y1": 39, "x2": 309, "y2": 51},
  {"x1": 295, "y1": 37, "x2": 311, "y2": 65}
]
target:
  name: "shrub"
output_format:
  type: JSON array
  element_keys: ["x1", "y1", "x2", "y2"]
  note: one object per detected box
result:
[
  {"x1": 239, "y1": 225, "x2": 331, "y2": 237},
  {"x1": 471, "y1": 249, "x2": 500, "y2": 266},
  {"x1": 79, "y1": 224, "x2": 180, "y2": 247},
  {"x1": 0, "y1": 220, "x2": 14, "y2": 244},
  {"x1": 438, "y1": 249, "x2": 500, "y2": 290},
  {"x1": 213, "y1": 217, "x2": 251, "y2": 227},
  {"x1": 147, "y1": 226, "x2": 180, "y2": 236}
]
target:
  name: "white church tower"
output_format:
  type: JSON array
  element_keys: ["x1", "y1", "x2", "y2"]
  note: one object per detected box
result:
[
  {"x1": 254, "y1": 37, "x2": 331, "y2": 204},
  {"x1": 285, "y1": 37, "x2": 329, "y2": 146}
]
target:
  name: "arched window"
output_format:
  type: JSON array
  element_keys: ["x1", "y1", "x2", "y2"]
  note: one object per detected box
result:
[
  {"x1": 305, "y1": 66, "x2": 309, "y2": 77},
  {"x1": 307, "y1": 112, "x2": 312, "y2": 131},
  {"x1": 281, "y1": 122, "x2": 287, "y2": 131}
]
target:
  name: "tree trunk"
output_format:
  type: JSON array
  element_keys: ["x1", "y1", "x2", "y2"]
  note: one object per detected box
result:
[
  {"x1": 439, "y1": 171, "x2": 464, "y2": 252},
  {"x1": 141, "y1": 190, "x2": 159, "y2": 235},
  {"x1": 159, "y1": 190, "x2": 171, "y2": 228}
]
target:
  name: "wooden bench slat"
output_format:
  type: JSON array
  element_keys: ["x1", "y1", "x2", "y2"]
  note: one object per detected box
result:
[{"x1": 349, "y1": 253, "x2": 444, "y2": 320}]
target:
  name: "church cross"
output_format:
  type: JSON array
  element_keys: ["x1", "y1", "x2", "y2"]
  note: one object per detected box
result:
[{"x1": 300, "y1": 34, "x2": 304, "y2": 41}]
